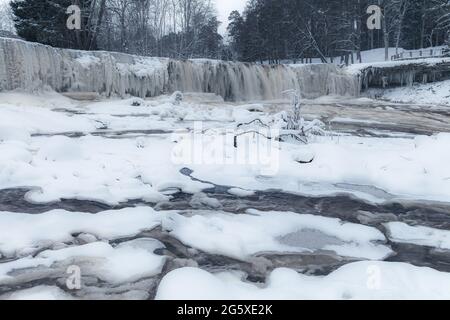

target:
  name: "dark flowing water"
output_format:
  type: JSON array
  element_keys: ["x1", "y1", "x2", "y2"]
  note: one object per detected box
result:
[{"x1": 2, "y1": 175, "x2": 450, "y2": 277}]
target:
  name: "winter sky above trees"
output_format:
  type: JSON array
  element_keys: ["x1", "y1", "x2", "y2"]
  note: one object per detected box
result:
[
  {"x1": 1, "y1": 0, "x2": 450, "y2": 62},
  {"x1": 0, "y1": 0, "x2": 246, "y2": 34}
]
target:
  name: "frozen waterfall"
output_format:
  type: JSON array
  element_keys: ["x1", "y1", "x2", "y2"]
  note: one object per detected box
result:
[
  {"x1": 0, "y1": 37, "x2": 360, "y2": 101},
  {"x1": 167, "y1": 60, "x2": 360, "y2": 100}
]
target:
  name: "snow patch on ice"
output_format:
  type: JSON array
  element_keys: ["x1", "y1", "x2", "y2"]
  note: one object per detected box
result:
[
  {"x1": 156, "y1": 261, "x2": 450, "y2": 300},
  {"x1": 1, "y1": 285, "x2": 74, "y2": 300},
  {"x1": 0, "y1": 240, "x2": 166, "y2": 285},
  {"x1": 0, "y1": 207, "x2": 161, "y2": 258},
  {"x1": 162, "y1": 209, "x2": 392, "y2": 261},
  {"x1": 386, "y1": 222, "x2": 450, "y2": 250}
]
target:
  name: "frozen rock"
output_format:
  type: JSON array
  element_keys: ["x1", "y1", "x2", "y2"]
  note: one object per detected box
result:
[
  {"x1": 227, "y1": 188, "x2": 255, "y2": 197},
  {"x1": 170, "y1": 91, "x2": 183, "y2": 105},
  {"x1": 189, "y1": 193, "x2": 222, "y2": 209},
  {"x1": 291, "y1": 148, "x2": 315, "y2": 164},
  {"x1": 76, "y1": 233, "x2": 98, "y2": 244}
]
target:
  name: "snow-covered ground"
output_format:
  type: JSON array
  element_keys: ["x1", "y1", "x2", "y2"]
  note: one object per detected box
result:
[
  {"x1": 367, "y1": 80, "x2": 450, "y2": 105},
  {"x1": 156, "y1": 261, "x2": 450, "y2": 300},
  {"x1": 291, "y1": 46, "x2": 447, "y2": 66},
  {"x1": 1, "y1": 90, "x2": 450, "y2": 300}
]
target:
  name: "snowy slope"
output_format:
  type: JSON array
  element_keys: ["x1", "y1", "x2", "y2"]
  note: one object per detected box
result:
[{"x1": 367, "y1": 80, "x2": 450, "y2": 105}]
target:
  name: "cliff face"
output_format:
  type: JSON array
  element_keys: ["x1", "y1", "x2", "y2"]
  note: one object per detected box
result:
[{"x1": 0, "y1": 38, "x2": 359, "y2": 101}]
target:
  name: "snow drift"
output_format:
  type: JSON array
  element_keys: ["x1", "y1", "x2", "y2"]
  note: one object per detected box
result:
[{"x1": 0, "y1": 37, "x2": 359, "y2": 101}]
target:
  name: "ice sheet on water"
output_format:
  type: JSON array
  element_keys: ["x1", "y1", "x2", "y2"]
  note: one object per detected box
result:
[
  {"x1": 0, "y1": 130, "x2": 210, "y2": 204},
  {"x1": 0, "y1": 240, "x2": 166, "y2": 285},
  {"x1": 187, "y1": 133, "x2": 450, "y2": 203},
  {"x1": 162, "y1": 209, "x2": 392, "y2": 261},
  {"x1": 0, "y1": 207, "x2": 161, "y2": 258},
  {"x1": 0, "y1": 95, "x2": 95, "y2": 134},
  {"x1": 386, "y1": 222, "x2": 450, "y2": 250},
  {"x1": 2, "y1": 91, "x2": 450, "y2": 205},
  {"x1": 1, "y1": 285, "x2": 74, "y2": 300},
  {"x1": 2, "y1": 90, "x2": 450, "y2": 205},
  {"x1": 227, "y1": 188, "x2": 255, "y2": 197}
]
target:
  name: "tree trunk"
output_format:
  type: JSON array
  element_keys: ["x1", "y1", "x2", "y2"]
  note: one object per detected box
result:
[
  {"x1": 382, "y1": 9, "x2": 389, "y2": 61},
  {"x1": 88, "y1": 0, "x2": 107, "y2": 50}
]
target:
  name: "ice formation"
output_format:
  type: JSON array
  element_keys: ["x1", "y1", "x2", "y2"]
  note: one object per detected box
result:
[
  {"x1": 0, "y1": 37, "x2": 359, "y2": 101},
  {"x1": 349, "y1": 58, "x2": 450, "y2": 90}
]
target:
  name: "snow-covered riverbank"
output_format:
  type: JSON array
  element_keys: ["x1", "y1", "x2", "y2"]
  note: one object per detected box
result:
[{"x1": 1, "y1": 91, "x2": 450, "y2": 299}]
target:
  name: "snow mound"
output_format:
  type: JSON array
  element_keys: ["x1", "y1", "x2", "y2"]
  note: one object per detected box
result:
[
  {"x1": 368, "y1": 79, "x2": 450, "y2": 105},
  {"x1": 0, "y1": 207, "x2": 161, "y2": 258},
  {"x1": 0, "y1": 240, "x2": 166, "y2": 285},
  {"x1": 156, "y1": 261, "x2": 450, "y2": 300},
  {"x1": 1, "y1": 285, "x2": 74, "y2": 300},
  {"x1": 386, "y1": 222, "x2": 450, "y2": 250},
  {"x1": 162, "y1": 209, "x2": 392, "y2": 261}
]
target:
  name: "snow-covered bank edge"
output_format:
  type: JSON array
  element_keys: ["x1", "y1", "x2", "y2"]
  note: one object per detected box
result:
[
  {"x1": 156, "y1": 261, "x2": 450, "y2": 300},
  {"x1": 347, "y1": 57, "x2": 450, "y2": 95},
  {"x1": 365, "y1": 80, "x2": 450, "y2": 106}
]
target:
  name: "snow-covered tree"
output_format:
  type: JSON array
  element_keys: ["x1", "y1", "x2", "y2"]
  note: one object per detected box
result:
[{"x1": 0, "y1": 0, "x2": 15, "y2": 33}]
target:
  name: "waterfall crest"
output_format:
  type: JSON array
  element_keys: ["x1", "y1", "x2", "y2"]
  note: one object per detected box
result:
[{"x1": 0, "y1": 37, "x2": 360, "y2": 101}]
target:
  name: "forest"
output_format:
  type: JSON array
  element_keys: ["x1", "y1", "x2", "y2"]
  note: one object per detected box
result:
[
  {"x1": 7, "y1": 0, "x2": 225, "y2": 58},
  {"x1": 2, "y1": 0, "x2": 450, "y2": 62},
  {"x1": 228, "y1": 0, "x2": 450, "y2": 63}
]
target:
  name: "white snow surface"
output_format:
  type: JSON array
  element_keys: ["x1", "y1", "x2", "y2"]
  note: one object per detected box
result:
[
  {"x1": 0, "y1": 90, "x2": 450, "y2": 299},
  {"x1": 1, "y1": 92, "x2": 450, "y2": 205},
  {"x1": 0, "y1": 207, "x2": 161, "y2": 258},
  {"x1": 1, "y1": 285, "x2": 74, "y2": 300},
  {"x1": 386, "y1": 222, "x2": 450, "y2": 250},
  {"x1": 156, "y1": 262, "x2": 450, "y2": 300},
  {"x1": 0, "y1": 240, "x2": 166, "y2": 285},
  {"x1": 186, "y1": 133, "x2": 450, "y2": 203},
  {"x1": 163, "y1": 209, "x2": 392, "y2": 260},
  {"x1": 368, "y1": 80, "x2": 450, "y2": 105},
  {"x1": 346, "y1": 57, "x2": 450, "y2": 75}
]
